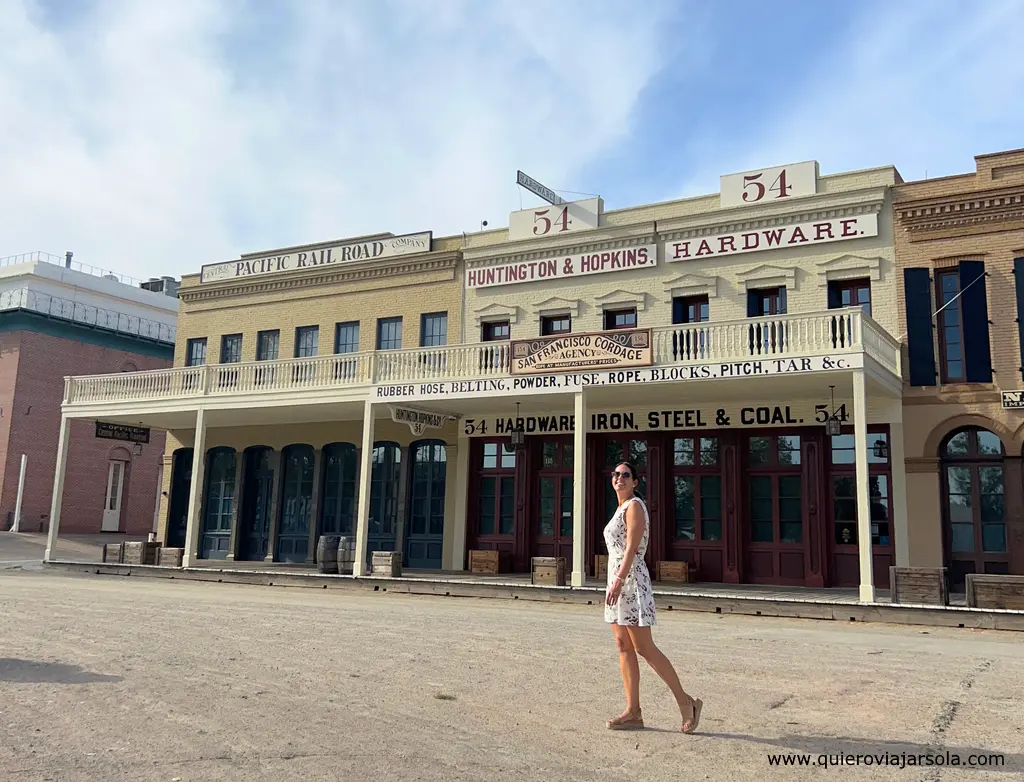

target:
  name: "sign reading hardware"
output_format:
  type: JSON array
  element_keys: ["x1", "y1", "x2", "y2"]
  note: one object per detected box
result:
[
  {"x1": 389, "y1": 405, "x2": 451, "y2": 436},
  {"x1": 666, "y1": 214, "x2": 878, "y2": 263},
  {"x1": 466, "y1": 243, "x2": 656, "y2": 289},
  {"x1": 373, "y1": 353, "x2": 862, "y2": 403},
  {"x1": 200, "y1": 231, "x2": 432, "y2": 283},
  {"x1": 512, "y1": 329, "x2": 651, "y2": 374},
  {"x1": 95, "y1": 421, "x2": 150, "y2": 444},
  {"x1": 1002, "y1": 391, "x2": 1024, "y2": 409},
  {"x1": 461, "y1": 400, "x2": 852, "y2": 436}
]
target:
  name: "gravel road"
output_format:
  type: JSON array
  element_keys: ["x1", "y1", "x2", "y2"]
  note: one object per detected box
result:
[{"x1": 1, "y1": 570, "x2": 1021, "y2": 781}]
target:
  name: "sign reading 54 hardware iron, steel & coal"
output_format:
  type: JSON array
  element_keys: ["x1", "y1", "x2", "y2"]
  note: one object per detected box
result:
[{"x1": 511, "y1": 329, "x2": 652, "y2": 375}]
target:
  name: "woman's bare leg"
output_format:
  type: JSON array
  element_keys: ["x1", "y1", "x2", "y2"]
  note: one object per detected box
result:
[
  {"x1": 611, "y1": 624, "x2": 641, "y2": 718},
  {"x1": 626, "y1": 626, "x2": 697, "y2": 725}
]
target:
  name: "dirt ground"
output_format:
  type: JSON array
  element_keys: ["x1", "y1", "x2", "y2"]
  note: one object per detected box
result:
[{"x1": 0, "y1": 569, "x2": 1021, "y2": 782}]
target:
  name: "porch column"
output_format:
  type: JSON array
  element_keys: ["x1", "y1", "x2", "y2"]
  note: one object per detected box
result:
[
  {"x1": 571, "y1": 390, "x2": 588, "y2": 587},
  {"x1": 263, "y1": 450, "x2": 283, "y2": 562},
  {"x1": 353, "y1": 400, "x2": 376, "y2": 576},
  {"x1": 394, "y1": 445, "x2": 411, "y2": 558},
  {"x1": 182, "y1": 408, "x2": 208, "y2": 568},
  {"x1": 445, "y1": 436, "x2": 469, "y2": 570},
  {"x1": 306, "y1": 448, "x2": 324, "y2": 562},
  {"x1": 889, "y1": 421, "x2": 910, "y2": 567},
  {"x1": 43, "y1": 415, "x2": 71, "y2": 562},
  {"x1": 226, "y1": 451, "x2": 245, "y2": 561},
  {"x1": 852, "y1": 370, "x2": 875, "y2": 602}
]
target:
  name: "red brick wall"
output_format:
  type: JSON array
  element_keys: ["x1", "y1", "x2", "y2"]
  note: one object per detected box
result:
[
  {"x1": 1, "y1": 328, "x2": 171, "y2": 534},
  {"x1": 0, "y1": 332, "x2": 24, "y2": 516}
]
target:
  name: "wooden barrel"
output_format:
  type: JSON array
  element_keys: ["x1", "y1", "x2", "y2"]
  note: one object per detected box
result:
[
  {"x1": 316, "y1": 535, "x2": 341, "y2": 574},
  {"x1": 337, "y1": 536, "x2": 356, "y2": 574}
]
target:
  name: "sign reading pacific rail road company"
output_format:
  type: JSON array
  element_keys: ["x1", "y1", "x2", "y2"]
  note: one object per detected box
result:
[
  {"x1": 511, "y1": 329, "x2": 652, "y2": 374},
  {"x1": 200, "y1": 231, "x2": 433, "y2": 283}
]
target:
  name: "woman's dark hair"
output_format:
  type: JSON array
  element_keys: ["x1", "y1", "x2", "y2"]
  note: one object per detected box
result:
[{"x1": 614, "y1": 461, "x2": 643, "y2": 499}]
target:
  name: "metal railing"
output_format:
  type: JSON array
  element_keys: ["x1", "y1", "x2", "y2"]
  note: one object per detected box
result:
[{"x1": 0, "y1": 251, "x2": 144, "y2": 288}]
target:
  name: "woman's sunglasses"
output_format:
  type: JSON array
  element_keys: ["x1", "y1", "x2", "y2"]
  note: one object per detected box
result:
[{"x1": 612, "y1": 470, "x2": 632, "y2": 479}]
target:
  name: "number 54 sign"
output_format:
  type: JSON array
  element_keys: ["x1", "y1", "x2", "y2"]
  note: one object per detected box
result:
[
  {"x1": 507, "y1": 197, "x2": 602, "y2": 242},
  {"x1": 720, "y1": 161, "x2": 818, "y2": 209}
]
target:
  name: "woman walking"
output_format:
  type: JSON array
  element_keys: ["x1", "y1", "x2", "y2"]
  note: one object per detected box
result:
[{"x1": 603, "y1": 461, "x2": 702, "y2": 733}]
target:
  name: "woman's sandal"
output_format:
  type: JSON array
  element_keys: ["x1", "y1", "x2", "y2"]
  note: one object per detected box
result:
[
  {"x1": 607, "y1": 708, "x2": 644, "y2": 730},
  {"x1": 681, "y1": 697, "x2": 703, "y2": 734}
]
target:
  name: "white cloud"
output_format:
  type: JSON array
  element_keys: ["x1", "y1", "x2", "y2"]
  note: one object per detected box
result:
[
  {"x1": 671, "y1": 0, "x2": 1024, "y2": 196},
  {"x1": 0, "y1": 0, "x2": 677, "y2": 281}
]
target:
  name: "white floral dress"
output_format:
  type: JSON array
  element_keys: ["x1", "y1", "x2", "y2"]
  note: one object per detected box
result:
[{"x1": 603, "y1": 496, "x2": 656, "y2": 626}]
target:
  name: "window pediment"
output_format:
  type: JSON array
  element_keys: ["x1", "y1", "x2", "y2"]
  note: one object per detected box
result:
[
  {"x1": 473, "y1": 302, "x2": 520, "y2": 326},
  {"x1": 661, "y1": 273, "x2": 719, "y2": 301},
  {"x1": 531, "y1": 296, "x2": 582, "y2": 318},
  {"x1": 735, "y1": 264, "x2": 796, "y2": 290},
  {"x1": 815, "y1": 254, "x2": 882, "y2": 287},
  {"x1": 593, "y1": 289, "x2": 648, "y2": 312}
]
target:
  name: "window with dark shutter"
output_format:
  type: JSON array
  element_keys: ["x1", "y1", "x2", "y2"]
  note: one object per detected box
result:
[
  {"x1": 1014, "y1": 258, "x2": 1024, "y2": 381},
  {"x1": 903, "y1": 268, "x2": 936, "y2": 386},
  {"x1": 958, "y1": 261, "x2": 992, "y2": 383}
]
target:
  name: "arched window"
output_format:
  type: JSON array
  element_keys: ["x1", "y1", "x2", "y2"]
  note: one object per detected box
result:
[
  {"x1": 404, "y1": 440, "x2": 447, "y2": 569},
  {"x1": 277, "y1": 444, "x2": 315, "y2": 562},
  {"x1": 320, "y1": 442, "x2": 358, "y2": 536},
  {"x1": 369, "y1": 442, "x2": 401, "y2": 552},
  {"x1": 201, "y1": 447, "x2": 236, "y2": 559},
  {"x1": 940, "y1": 427, "x2": 1008, "y2": 587}
]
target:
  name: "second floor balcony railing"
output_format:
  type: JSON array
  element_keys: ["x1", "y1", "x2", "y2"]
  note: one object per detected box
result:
[{"x1": 64, "y1": 309, "x2": 901, "y2": 406}]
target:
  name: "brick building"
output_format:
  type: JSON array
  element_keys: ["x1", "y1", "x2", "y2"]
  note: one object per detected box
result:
[
  {"x1": 894, "y1": 149, "x2": 1024, "y2": 589},
  {"x1": 0, "y1": 253, "x2": 178, "y2": 535},
  {"x1": 47, "y1": 158, "x2": 907, "y2": 600}
]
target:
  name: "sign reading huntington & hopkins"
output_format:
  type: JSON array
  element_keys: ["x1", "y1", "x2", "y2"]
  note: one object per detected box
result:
[
  {"x1": 512, "y1": 329, "x2": 652, "y2": 374},
  {"x1": 200, "y1": 231, "x2": 433, "y2": 283},
  {"x1": 374, "y1": 353, "x2": 864, "y2": 404}
]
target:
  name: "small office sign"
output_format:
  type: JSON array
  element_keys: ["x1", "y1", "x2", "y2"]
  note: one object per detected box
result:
[{"x1": 95, "y1": 421, "x2": 150, "y2": 444}]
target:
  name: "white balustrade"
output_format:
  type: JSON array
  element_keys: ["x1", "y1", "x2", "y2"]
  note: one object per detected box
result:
[{"x1": 63, "y1": 309, "x2": 900, "y2": 407}]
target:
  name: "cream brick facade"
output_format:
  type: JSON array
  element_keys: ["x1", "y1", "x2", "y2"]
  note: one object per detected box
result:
[{"x1": 892, "y1": 148, "x2": 1024, "y2": 580}]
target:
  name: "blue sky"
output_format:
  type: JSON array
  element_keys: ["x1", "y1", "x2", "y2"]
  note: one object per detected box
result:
[{"x1": 2, "y1": 0, "x2": 1022, "y2": 282}]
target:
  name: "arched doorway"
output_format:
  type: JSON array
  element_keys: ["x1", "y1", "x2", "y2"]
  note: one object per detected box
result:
[
  {"x1": 940, "y1": 427, "x2": 1009, "y2": 589},
  {"x1": 277, "y1": 444, "x2": 315, "y2": 562},
  {"x1": 404, "y1": 440, "x2": 446, "y2": 569},
  {"x1": 238, "y1": 446, "x2": 274, "y2": 561},
  {"x1": 319, "y1": 442, "x2": 358, "y2": 537},
  {"x1": 368, "y1": 441, "x2": 401, "y2": 560},
  {"x1": 200, "y1": 447, "x2": 236, "y2": 559},
  {"x1": 165, "y1": 448, "x2": 193, "y2": 548}
]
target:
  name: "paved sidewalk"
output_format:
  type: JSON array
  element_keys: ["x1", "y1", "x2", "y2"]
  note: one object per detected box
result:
[{"x1": 1, "y1": 569, "x2": 1020, "y2": 781}]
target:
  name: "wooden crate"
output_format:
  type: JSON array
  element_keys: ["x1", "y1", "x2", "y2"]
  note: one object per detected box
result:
[
  {"x1": 469, "y1": 549, "x2": 503, "y2": 574},
  {"x1": 531, "y1": 556, "x2": 566, "y2": 586},
  {"x1": 889, "y1": 566, "x2": 948, "y2": 605},
  {"x1": 966, "y1": 574, "x2": 1024, "y2": 610},
  {"x1": 122, "y1": 540, "x2": 159, "y2": 565},
  {"x1": 371, "y1": 551, "x2": 401, "y2": 577},
  {"x1": 656, "y1": 560, "x2": 695, "y2": 583},
  {"x1": 102, "y1": 542, "x2": 123, "y2": 564},
  {"x1": 595, "y1": 554, "x2": 607, "y2": 580},
  {"x1": 156, "y1": 547, "x2": 183, "y2": 567}
]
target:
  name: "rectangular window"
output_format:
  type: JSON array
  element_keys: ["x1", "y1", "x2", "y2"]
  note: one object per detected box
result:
[
  {"x1": 936, "y1": 270, "x2": 965, "y2": 383},
  {"x1": 256, "y1": 330, "x2": 280, "y2": 361},
  {"x1": 672, "y1": 296, "x2": 709, "y2": 324},
  {"x1": 541, "y1": 314, "x2": 571, "y2": 335},
  {"x1": 220, "y1": 334, "x2": 242, "y2": 363},
  {"x1": 603, "y1": 308, "x2": 637, "y2": 330},
  {"x1": 185, "y1": 338, "x2": 207, "y2": 366},
  {"x1": 481, "y1": 321, "x2": 509, "y2": 341},
  {"x1": 828, "y1": 279, "x2": 871, "y2": 317},
  {"x1": 420, "y1": 312, "x2": 448, "y2": 347},
  {"x1": 294, "y1": 326, "x2": 319, "y2": 358},
  {"x1": 377, "y1": 317, "x2": 403, "y2": 350},
  {"x1": 751, "y1": 287, "x2": 787, "y2": 316},
  {"x1": 334, "y1": 322, "x2": 359, "y2": 354}
]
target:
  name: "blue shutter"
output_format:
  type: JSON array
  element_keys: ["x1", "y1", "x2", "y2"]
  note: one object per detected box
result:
[
  {"x1": 827, "y1": 282, "x2": 841, "y2": 309},
  {"x1": 1015, "y1": 258, "x2": 1024, "y2": 381},
  {"x1": 903, "y1": 268, "x2": 936, "y2": 387},
  {"x1": 959, "y1": 260, "x2": 992, "y2": 383},
  {"x1": 747, "y1": 291, "x2": 759, "y2": 318}
]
